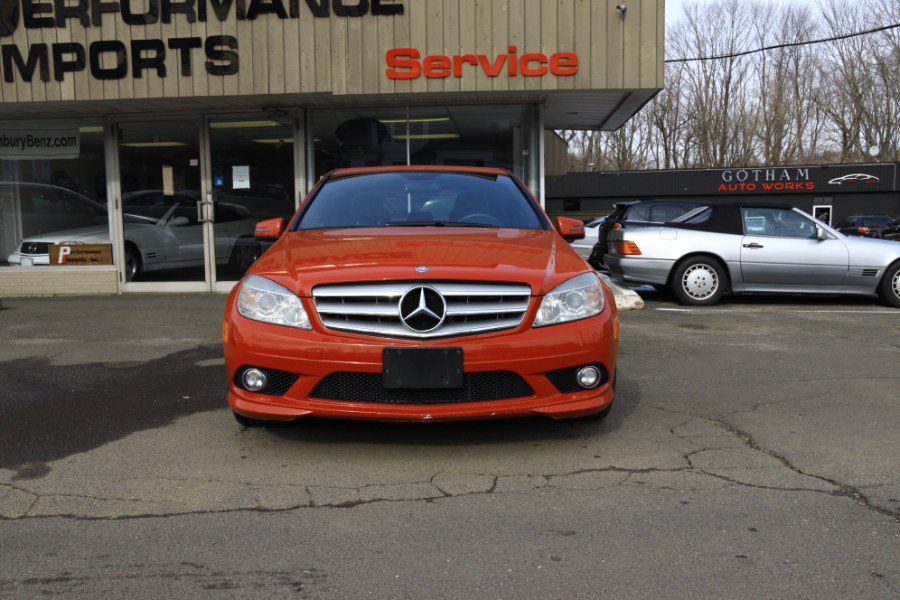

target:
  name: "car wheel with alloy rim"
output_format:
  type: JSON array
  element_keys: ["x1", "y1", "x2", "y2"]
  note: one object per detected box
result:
[
  {"x1": 671, "y1": 257, "x2": 726, "y2": 306},
  {"x1": 879, "y1": 262, "x2": 900, "y2": 308}
]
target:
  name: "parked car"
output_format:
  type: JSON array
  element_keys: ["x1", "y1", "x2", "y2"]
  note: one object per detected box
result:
[
  {"x1": 605, "y1": 202, "x2": 900, "y2": 308},
  {"x1": 7, "y1": 191, "x2": 259, "y2": 281},
  {"x1": 588, "y1": 199, "x2": 707, "y2": 268},
  {"x1": 834, "y1": 214, "x2": 893, "y2": 238},
  {"x1": 223, "y1": 166, "x2": 619, "y2": 426},
  {"x1": 569, "y1": 216, "x2": 606, "y2": 260},
  {"x1": 880, "y1": 216, "x2": 900, "y2": 242}
]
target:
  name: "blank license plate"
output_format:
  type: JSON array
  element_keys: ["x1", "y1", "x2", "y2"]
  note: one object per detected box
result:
[{"x1": 383, "y1": 348, "x2": 463, "y2": 389}]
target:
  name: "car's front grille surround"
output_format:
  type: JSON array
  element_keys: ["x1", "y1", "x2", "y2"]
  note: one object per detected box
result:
[
  {"x1": 20, "y1": 242, "x2": 51, "y2": 255},
  {"x1": 310, "y1": 371, "x2": 533, "y2": 404},
  {"x1": 312, "y1": 281, "x2": 532, "y2": 338}
]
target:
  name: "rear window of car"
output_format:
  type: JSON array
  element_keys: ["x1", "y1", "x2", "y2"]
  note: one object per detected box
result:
[
  {"x1": 625, "y1": 202, "x2": 702, "y2": 223},
  {"x1": 296, "y1": 171, "x2": 545, "y2": 230}
]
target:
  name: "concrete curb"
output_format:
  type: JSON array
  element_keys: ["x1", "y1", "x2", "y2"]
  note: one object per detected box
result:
[{"x1": 600, "y1": 274, "x2": 645, "y2": 311}]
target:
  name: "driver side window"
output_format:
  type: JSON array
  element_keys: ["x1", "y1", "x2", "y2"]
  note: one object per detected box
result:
[{"x1": 742, "y1": 207, "x2": 816, "y2": 239}]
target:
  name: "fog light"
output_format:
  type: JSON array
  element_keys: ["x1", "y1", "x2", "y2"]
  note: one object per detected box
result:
[
  {"x1": 577, "y1": 366, "x2": 601, "y2": 389},
  {"x1": 241, "y1": 368, "x2": 268, "y2": 392}
]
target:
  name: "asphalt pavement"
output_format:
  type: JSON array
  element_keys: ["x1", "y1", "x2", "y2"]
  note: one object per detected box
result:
[{"x1": 0, "y1": 291, "x2": 898, "y2": 599}]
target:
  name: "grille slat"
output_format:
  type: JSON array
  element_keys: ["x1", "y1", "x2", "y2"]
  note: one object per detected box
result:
[{"x1": 313, "y1": 281, "x2": 531, "y2": 339}]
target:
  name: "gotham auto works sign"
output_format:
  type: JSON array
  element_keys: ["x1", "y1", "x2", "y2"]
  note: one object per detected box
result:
[
  {"x1": 715, "y1": 167, "x2": 888, "y2": 193},
  {"x1": 718, "y1": 168, "x2": 815, "y2": 192},
  {"x1": 0, "y1": 0, "x2": 404, "y2": 82}
]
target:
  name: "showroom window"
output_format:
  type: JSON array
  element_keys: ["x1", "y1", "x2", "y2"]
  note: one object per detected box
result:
[
  {"x1": 310, "y1": 105, "x2": 536, "y2": 184},
  {"x1": 0, "y1": 120, "x2": 107, "y2": 269}
]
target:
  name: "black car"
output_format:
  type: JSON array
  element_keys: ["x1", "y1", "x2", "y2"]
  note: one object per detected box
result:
[
  {"x1": 834, "y1": 214, "x2": 893, "y2": 238},
  {"x1": 880, "y1": 216, "x2": 900, "y2": 242},
  {"x1": 588, "y1": 199, "x2": 706, "y2": 268}
]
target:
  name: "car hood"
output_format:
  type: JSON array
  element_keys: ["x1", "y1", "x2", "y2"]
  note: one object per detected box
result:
[
  {"x1": 249, "y1": 228, "x2": 591, "y2": 296},
  {"x1": 18, "y1": 224, "x2": 112, "y2": 244},
  {"x1": 842, "y1": 234, "x2": 900, "y2": 264}
]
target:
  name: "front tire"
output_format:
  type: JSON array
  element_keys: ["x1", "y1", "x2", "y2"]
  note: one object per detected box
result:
[
  {"x1": 228, "y1": 237, "x2": 262, "y2": 275},
  {"x1": 124, "y1": 245, "x2": 142, "y2": 282},
  {"x1": 232, "y1": 410, "x2": 264, "y2": 427},
  {"x1": 671, "y1": 257, "x2": 726, "y2": 306},
  {"x1": 878, "y1": 262, "x2": 900, "y2": 308}
]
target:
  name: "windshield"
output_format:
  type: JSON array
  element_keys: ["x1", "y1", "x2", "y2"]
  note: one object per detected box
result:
[{"x1": 296, "y1": 171, "x2": 546, "y2": 230}]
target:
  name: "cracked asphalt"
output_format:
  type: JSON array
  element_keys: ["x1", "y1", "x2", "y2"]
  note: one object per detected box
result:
[{"x1": 0, "y1": 292, "x2": 897, "y2": 599}]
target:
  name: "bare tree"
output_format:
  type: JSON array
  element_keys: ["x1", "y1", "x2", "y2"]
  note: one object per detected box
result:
[{"x1": 555, "y1": 0, "x2": 898, "y2": 170}]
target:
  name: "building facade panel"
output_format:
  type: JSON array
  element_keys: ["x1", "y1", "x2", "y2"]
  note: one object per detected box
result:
[{"x1": 0, "y1": 1, "x2": 662, "y2": 103}]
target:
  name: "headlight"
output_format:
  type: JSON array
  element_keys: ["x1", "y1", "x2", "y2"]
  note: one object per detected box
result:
[
  {"x1": 238, "y1": 275, "x2": 311, "y2": 329},
  {"x1": 534, "y1": 272, "x2": 605, "y2": 327}
]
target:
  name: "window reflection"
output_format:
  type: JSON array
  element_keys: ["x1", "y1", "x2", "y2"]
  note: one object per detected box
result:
[{"x1": 1, "y1": 120, "x2": 107, "y2": 268}]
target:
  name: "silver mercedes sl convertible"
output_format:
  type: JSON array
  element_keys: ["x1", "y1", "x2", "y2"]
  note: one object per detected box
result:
[{"x1": 605, "y1": 202, "x2": 900, "y2": 307}]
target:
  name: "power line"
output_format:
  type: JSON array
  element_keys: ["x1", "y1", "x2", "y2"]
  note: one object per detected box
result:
[{"x1": 665, "y1": 22, "x2": 900, "y2": 63}]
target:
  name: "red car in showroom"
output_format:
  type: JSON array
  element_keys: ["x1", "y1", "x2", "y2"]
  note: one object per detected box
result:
[{"x1": 223, "y1": 166, "x2": 619, "y2": 425}]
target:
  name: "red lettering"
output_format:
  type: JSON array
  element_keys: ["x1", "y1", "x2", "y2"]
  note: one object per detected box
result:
[
  {"x1": 453, "y1": 54, "x2": 478, "y2": 77},
  {"x1": 478, "y1": 53, "x2": 507, "y2": 77},
  {"x1": 385, "y1": 48, "x2": 420, "y2": 80},
  {"x1": 550, "y1": 52, "x2": 578, "y2": 76},
  {"x1": 423, "y1": 55, "x2": 451, "y2": 78},
  {"x1": 384, "y1": 48, "x2": 580, "y2": 80},
  {"x1": 520, "y1": 53, "x2": 547, "y2": 76}
]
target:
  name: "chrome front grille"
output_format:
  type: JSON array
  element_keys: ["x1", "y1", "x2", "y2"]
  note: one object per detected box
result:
[
  {"x1": 313, "y1": 281, "x2": 532, "y2": 338},
  {"x1": 20, "y1": 242, "x2": 50, "y2": 255}
]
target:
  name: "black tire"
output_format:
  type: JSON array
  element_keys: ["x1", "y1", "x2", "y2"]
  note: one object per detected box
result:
[
  {"x1": 580, "y1": 402, "x2": 613, "y2": 422},
  {"x1": 124, "y1": 245, "x2": 142, "y2": 282},
  {"x1": 670, "y1": 257, "x2": 726, "y2": 306},
  {"x1": 576, "y1": 370, "x2": 616, "y2": 422},
  {"x1": 232, "y1": 410, "x2": 264, "y2": 427},
  {"x1": 228, "y1": 237, "x2": 262, "y2": 275},
  {"x1": 878, "y1": 262, "x2": 900, "y2": 308}
]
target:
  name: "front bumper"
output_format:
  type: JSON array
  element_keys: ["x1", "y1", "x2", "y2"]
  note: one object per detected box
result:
[
  {"x1": 224, "y1": 294, "x2": 619, "y2": 422},
  {"x1": 6, "y1": 252, "x2": 50, "y2": 266}
]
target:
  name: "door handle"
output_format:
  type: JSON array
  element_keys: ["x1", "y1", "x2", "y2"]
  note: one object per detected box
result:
[
  {"x1": 197, "y1": 197, "x2": 215, "y2": 224},
  {"x1": 743, "y1": 243, "x2": 764, "y2": 249}
]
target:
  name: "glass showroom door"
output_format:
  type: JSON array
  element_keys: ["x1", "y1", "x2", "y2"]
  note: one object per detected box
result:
[
  {"x1": 116, "y1": 119, "x2": 209, "y2": 290},
  {"x1": 207, "y1": 115, "x2": 296, "y2": 290}
]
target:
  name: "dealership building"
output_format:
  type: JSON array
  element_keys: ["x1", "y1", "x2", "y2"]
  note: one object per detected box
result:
[{"x1": 0, "y1": 0, "x2": 664, "y2": 296}]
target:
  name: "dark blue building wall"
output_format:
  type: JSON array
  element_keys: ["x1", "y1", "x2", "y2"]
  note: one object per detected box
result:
[{"x1": 546, "y1": 163, "x2": 900, "y2": 226}]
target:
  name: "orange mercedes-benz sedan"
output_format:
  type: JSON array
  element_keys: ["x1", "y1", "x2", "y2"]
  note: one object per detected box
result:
[{"x1": 223, "y1": 166, "x2": 619, "y2": 426}]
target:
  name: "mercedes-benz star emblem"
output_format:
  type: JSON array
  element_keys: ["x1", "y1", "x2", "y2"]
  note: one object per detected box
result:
[{"x1": 399, "y1": 286, "x2": 447, "y2": 333}]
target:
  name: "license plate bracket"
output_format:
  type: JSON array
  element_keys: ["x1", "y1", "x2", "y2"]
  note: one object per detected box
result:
[{"x1": 383, "y1": 347, "x2": 463, "y2": 389}]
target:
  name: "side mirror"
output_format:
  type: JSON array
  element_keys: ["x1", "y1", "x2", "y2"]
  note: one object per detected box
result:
[
  {"x1": 557, "y1": 216, "x2": 585, "y2": 242},
  {"x1": 255, "y1": 218, "x2": 285, "y2": 239},
  {"x1": 168, "y1": 216, "x2": 190, "y2": 227},
  {"x1": 816, "y1": 226, "x2": 828, "y2": 241}
]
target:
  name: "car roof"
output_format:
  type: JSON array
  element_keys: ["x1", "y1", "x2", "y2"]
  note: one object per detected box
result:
[
  {"x1": 667, "y1": 202, "x2": 800, "y2": 235},
  {"x1": 328, "y1": 165, "x2": 511, "y2": 179}
]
